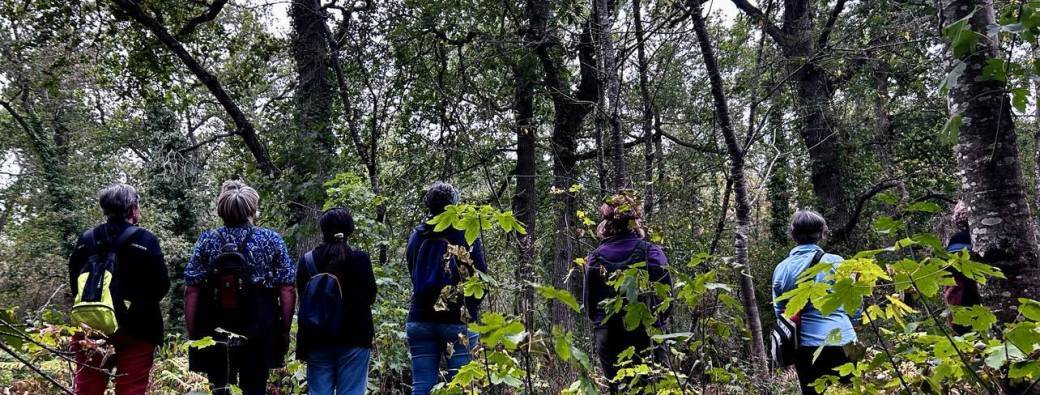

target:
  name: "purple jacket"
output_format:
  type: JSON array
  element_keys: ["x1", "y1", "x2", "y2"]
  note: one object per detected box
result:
[{"x1": 583, "y1": 233, "x2": 672, "y2": 329}]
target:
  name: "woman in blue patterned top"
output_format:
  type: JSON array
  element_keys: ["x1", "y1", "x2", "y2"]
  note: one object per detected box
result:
[{"x1": 184, "y1": 180, "x2": 297, "y2": 395}]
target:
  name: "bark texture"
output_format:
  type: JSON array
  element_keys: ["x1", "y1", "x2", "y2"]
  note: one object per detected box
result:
[
  {"x1": 289, "y1": 0, "x2": 336, "y2": 250},
  {"x1": 527, "y1": 0, "x2": 600, "y2": 331},
  {"x1": 731, "y1": 0, "x2": 850, "y2": 227},
  {"x1": 941, "y1": 0, "x2": 1040, "y2": 322},
  {"x1": 692, "y1": 5, "x2": 769, "y2": 378}
]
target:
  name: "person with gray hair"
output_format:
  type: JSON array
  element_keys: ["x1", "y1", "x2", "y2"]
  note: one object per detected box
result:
[
  {"x1": 68, "y1": 183, "x2": 169, "y2": 395},
  {"x1": 771, "y1": 209, "x2": 858, "y2": 394},
  {"x1": 183, "y1": 180, "x2": 296, "y2": 395}
]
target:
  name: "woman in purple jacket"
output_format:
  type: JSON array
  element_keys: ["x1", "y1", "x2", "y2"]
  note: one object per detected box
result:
[{"x1": 583, "y1": 193, "x2": 672, "y2": 393}]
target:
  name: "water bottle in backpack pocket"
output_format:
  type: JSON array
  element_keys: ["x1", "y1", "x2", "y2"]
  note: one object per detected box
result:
[
  {"x1": 71, "y1": 227, "x2": 140, "y2": 336},
  {"x1": 298, "y1": 252, "x2": 344, "y2": 338}
]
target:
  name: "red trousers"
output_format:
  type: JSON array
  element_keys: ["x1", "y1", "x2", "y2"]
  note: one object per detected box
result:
[{"x1": 72, "y1": 333, "x2": 156, "y2": 395}]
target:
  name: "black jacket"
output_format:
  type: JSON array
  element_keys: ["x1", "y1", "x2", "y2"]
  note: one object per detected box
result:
[
  {"x1": 68, "y1": 220, "x2": 170, "y2": 344},
  {"x1": 295, "y1": 245, "x2": 376, "y2": 359}
]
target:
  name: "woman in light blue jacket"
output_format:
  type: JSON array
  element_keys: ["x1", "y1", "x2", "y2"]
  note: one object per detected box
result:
[{"x1": 772, "y1": 210, "x2": 859, "y2": 394}]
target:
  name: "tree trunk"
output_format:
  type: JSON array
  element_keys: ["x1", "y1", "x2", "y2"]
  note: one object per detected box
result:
[
  {"x1": 692, "y1": 5, "x2": 770, "y2": 378},
  {"x1": 288, "y1": 0, "x2": 335, "y2": 251},
  {"x1": 593, "y1": 0, "x2": 625, "y2": 190},
  {"x1": 511, "y1": 63, "x2": 538, "y2": 317},
  {"x1": 767, "y1": 108, "x2": 793, "y2": 244},
  {"x1": 941, "y1": 0, "x2": 1040, "y2": 323},
  {"x1": 633, "y1": 0, "x2": 656, "y2": 218},
  {"x1": 527, "y1": 0, "x2": 600, "y2": 333},
  {"x1": 732, "y1": 0, "x2": 849, "y2": 228}
]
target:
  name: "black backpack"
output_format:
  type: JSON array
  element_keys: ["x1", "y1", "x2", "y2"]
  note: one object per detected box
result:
[
  {"x1": 591, "y1": 240, "x2": 651, "y2": 326},
  {"x1": 298, "y1": 252, "x2": 344, "y2": 338},
  {"x1": 207, "y1": 227, "x2": 255, "y2": 329},
  {"x1": 770, "y1": 249, "x2": 825, "y2": 368}
]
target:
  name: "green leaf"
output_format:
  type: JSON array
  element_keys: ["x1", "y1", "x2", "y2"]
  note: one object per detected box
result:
[
  {"x1": 940, "y1": 61, "x2": 967, "y2": 95},
  {"x1": 941, "y1": 114, "x2": 963, "y2": 146},
  {"x1": 462, "y1": 275, "x2": 486, "y2": 299},
  {"x1": 1020, "y1": 298, "x2": 1040, "y2": 322},
  {"x1": 952, "y1": 305, "x2": 997, "y2": 332},
  {"x1": 1012, "y1": 87, "x2": 1029, "y2": 113},
  {"x1": 872, "y1": 216, "x2": 904, "y2": 235},
  {"x1": 943, "y1": 16, "x2": 980, "y2": 58},
  {"x1": 622, "y1": 302, "x2": 655, "y2": 331},
  {"x1": 816, "y1": 278, "x2": 869, "y2": 316},
  {"x1": 981, "y1": 58, "x2": 1008, "y2": 82},
  {"x1": 812, "y1": 329, "x2": 844, "y2": 364},
  {"x1": 905, "y1": 201, "x2": 942, "y2": 214},
  {"x1": 536, "y1": 284, "x2": 581, "y2": 313},
  {"x1": 187, "y1": 336, "x2": 217, "y2": 349},
  {"x1": 949, "y1": 251, "x2": 1004, "y2": 284},
  {"x1": 776, "y1": 281, "x2": 831, "y2": 318}
]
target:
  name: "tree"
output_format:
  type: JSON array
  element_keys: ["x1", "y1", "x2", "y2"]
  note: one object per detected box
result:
[
  {"x1": 526, "y1": 0, "x2": 601, "y2": 329},
  {"x1": 691, "y1": 2, "x2": 769, "y2": 378},
  {"x1": 731, "y1": 0, "x2": 852, "y2": 228},
  {"x1": 940, "y1": 0, "x2": 1040, "y2": 322},
  {"x1": 287, "y1": 0, "x2": 336, "y2": 249},
  {"x1": 111, "y1": 0, "x2": 280, "y2": 178}
]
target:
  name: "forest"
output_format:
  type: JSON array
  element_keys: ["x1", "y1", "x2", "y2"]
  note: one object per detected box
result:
[{"x1": 2, "y1": 0, "x2": 1040, "y2": 393}]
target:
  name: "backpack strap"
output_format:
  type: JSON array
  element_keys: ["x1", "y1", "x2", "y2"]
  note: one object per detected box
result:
[
  {"x1": 593, "y1": 239, "x2": 651, "y2": 267},
  {"x1": 94, "y1": 226, "x2": 141, "y2": 253},
  {"x1": 303, "y1": 251, "x2": 318, "y2": 278},
  {"x1": 112, "y1": 226, "x2": 141, "y2": 248}
]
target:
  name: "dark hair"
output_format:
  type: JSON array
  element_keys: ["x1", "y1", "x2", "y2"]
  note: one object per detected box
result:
[
  {"x1": 788, "y1": 209, "x2": 827, "y2": 245},
  {"x1": 98, "y1": 183, "x2": 139, "y2": 220},
  {"x1": 320, "y1": 207, "x2": 355, "y2": 271},
  {"x1": 424, "y1": 181, "x2": 459, "y2": 215}
]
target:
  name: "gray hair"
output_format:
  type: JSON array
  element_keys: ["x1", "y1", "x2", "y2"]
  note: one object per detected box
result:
[
  {"x1": 98, "y1": 183, "x2": 140, "y2": 220},
  {"x1": 217, "y1": 180, "x2": 259, "y2": 226},
  {"x1": 789, "y1": 209, "x2": 828, "y2": 245}
]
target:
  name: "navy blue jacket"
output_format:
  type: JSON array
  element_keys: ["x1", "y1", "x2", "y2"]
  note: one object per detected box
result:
[{"x1": 405, "y1": 222, "x2": 487, "y2": 324}]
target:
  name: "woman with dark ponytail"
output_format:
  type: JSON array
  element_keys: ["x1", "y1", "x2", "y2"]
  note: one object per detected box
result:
[{"x1": 296, "y1": 208, "x2": 376, "y2": 395}]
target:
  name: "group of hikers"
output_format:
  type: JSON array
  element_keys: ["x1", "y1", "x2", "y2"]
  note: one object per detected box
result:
[{"x1": 65, "y1": 179, "x2": 975, "y2": 395}]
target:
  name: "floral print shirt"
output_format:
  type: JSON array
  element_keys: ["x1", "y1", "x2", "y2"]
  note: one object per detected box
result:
[{"x1": 185, "y1": 226, "x2": 296, "y2": 288}]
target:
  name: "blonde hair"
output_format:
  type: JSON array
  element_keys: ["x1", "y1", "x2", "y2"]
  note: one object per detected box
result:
[{"x1": 217, "y1": 180, "x2": 259, "y2": 226}]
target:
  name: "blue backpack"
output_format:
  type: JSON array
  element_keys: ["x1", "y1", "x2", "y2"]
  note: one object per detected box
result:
[
  {"x1": 410, "y1": 235, "x2": 465, "y2": 312},
  {"x1": 298, "y1": 252, "x2": 344, "y2": 337}
]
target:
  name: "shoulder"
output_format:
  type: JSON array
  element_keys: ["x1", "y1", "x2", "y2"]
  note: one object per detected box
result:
[
  {"x1": 350, "y1": 250, "x2": 371, "y2": 260},
  {"x1": 822, "y1": 252, "x2": 844, "y2": 264},
  {"x1": 131, "y1": 227, "x2": 162, "y2": 251},
  {"x1": 645, "y1": 242, "x2": 667, "y2": 263},
  {"x1": 253, "y1": 227, "x2": 287, "y2": 243}
]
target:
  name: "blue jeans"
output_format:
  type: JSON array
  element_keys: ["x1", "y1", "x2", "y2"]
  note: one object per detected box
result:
[
  {"x1": 306, "y1": 346, "x2": 371, "y2": 395},
  {"x1": 405, "y1": 322, "x2": 479, "y2": 395}
]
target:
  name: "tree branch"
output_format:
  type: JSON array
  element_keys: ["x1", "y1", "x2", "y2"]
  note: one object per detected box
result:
[
  {"x1": 111, "y1": 0, "x2": 280, "y2": 177},
  {"x1": 175, "y1": 0, "x2": 228, "y2": 38},
  {"x1": 178, "y1": 132, "x2": 237, "y2": 153},
  {"x1": 831, "y1": 179, "x2": 903, "y2": 242},
  {"x1": 728, "y1": 0, "x2": 785, "y2": 44},
  {"x1": 0, "y1": 98, "x2": 36, "y2": 141},
  {"x1": 658, "y1": 128, "x2": 723, "y2": 155},
  {"x1": 815, "y1": 0, "x2": 848, "y2": 49}
]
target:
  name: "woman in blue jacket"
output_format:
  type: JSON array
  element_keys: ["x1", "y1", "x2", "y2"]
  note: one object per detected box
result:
[{"x1": 772, "y1": 210, "x2": 858, "y2": 394}]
